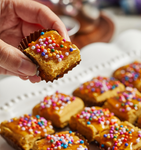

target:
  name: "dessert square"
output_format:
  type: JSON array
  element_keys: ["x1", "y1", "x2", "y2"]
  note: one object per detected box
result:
[
  {"x1": 19, "y1": 30, "x2": 81, "y2": 82},
  {"x1": 103, "y1": 87, "x2": 141, "y2": 124},
  {"x1": 113, "y1": 61, "x2": 141, "y2": 92},
  {"x1": 32, "y1": 91, "x2": 84, "y2": 128},
  {"x1": 94, "y1": 121, "x2": 141, "y2": 150},
  {"x1": 69, "y1": 107, "x2": 120, "y2": 142},
  {"x1": 33, "y1": 131, "x2": 89, "y2": 150},
  {"x1": 73, "y1": 76, "x2": 125, "y2": 106},
  {"x1": 0, "y1": 114, "x2": 54, "y2": 150}
]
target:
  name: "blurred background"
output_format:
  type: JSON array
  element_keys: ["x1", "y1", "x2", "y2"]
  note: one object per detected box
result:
[{"x1": 35, "y1": 0, "x2": 141, "y2": 49}]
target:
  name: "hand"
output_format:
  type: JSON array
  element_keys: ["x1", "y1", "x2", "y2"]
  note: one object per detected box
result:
[{"x1": 0, "y1": 0, "x2": 69, "y2": 83}]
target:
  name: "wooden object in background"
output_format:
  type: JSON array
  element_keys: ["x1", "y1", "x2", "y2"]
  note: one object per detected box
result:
[
  {"x1": 72, "y1": 12, "x2": 115, "y2": 49},
  {"x1": 34, "y1": 0, "x2": 115, "y2": 50}
]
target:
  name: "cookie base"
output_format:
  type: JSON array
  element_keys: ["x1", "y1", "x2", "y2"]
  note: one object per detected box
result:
[{"x1": 1, "y1": 134, "x2": 23, "y2": 150}]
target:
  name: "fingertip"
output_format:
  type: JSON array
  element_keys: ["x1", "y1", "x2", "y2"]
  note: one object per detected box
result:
[
  {"x1": 52, "y1": 21, "x2": 70, "y2": 42},
  {"x1": 62, "y1": 31, "x2": 71, "y2": 42},
  {"x1": 28, "y1": 75, "x2": 41, "y2": 83},
  {"x1": 18, "y1": 59, "x2": 37, "y2": 76},
  {"x1": 19, "y1": 75, "x2": 29, "y2": 81},
  {"x1": 66, "y1": 35, "x2": 71, "y2": 42}
]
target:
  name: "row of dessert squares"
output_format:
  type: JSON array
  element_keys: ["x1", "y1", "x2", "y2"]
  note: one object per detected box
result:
[{"x1": 1, "y1": 61, "x2": 141, "y2": 150}]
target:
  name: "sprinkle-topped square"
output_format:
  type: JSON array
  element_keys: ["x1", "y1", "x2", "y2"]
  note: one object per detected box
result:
[
  {"x1": 73, "y1": 76, "x2": 125, "y2": 106},
  {"x1": 113, "y1": 61, "x2": 141, "y2": 92},
  {"x1": 94, "y1": 121, "x2": 141, "y2": 150},
  {"x1": 104, "y1": 87, "x2": 141, "y2": 124},
  {"x1": 0, "y1": 114, "x2": 54, "y2": 150},
  {"x1": 33, "y1": 131, "x2": 89, "y2": 150},
  {"x1": 69, "y1": 107, "x2": 120, "y2": 142},
  {"x1": 32, "y1": 91, "x2": 84, "y2": 128},
  {"x1": 21, "y1": 30, "x2": 81, "y2": 82}
]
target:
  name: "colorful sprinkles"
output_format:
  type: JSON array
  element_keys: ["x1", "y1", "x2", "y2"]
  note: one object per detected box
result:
[
  {"x1": 76, "y1": 107, "x2": 118, "y2": 127},
  {"x1": 28, "y1": 31, "x2": 75, "y2": 62},
  {"x1": 8, "y1": 114, "x2": 53, "y2": 137},
  {"x1": 45, "y1": 131, "x2": 88, "y2": 150},
  {"x1": 116, "y1": 62, "x2": 141, "y2": 87},
  {"x1": 113, "y1": 87, "x2": 141, "y2": 112},
  {"x1": 78, "y1": 76, "x2": 120, "y2": 95},
  {"x1": 40, "y1": 91, "x2": 76, "y2": 111},
  {"x1": 100, "y1": 123, "x2": 141, "y2": 149}
]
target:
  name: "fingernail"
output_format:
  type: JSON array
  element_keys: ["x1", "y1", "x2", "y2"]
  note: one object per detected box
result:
[
  {"x1": 67, "y1": 35, "x2": 71, "y2": 42},
  {"x1": 36, "y1": 70, "x2": 40, "y2": 76},
  {"x1": 18, "y1": 59, "x2": 37, "y2": 76},
  {"x1": 65, "y1": 32, "x2": 71, "y2": 42}
]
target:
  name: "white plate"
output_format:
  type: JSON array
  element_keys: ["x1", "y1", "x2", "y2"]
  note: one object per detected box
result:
[
  {"x1": 0, "y1": 42, "x2": 140, "y2": 150},
  {"x1": 113, "y1": 29, "x2": 141, "y2": 53}
]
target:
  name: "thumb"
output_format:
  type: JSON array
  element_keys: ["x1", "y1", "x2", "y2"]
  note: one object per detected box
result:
[
  {"x1": 0, "y1": 39, "x2": 37, "y2": 76},
  {"x1": 52, "y1": 21, "x2": 71, "y2": 42}
]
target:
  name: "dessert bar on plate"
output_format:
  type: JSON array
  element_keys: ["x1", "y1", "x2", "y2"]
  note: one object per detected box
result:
[
  {"x1": 33, "y1": 91, "x2": 84, "y2": 128},
  {"x1": 33, "y1": 131, "x2": 89, "y2": 150},
  {"x1": 19, "y1": 30, "x2": 81, "y2": 82},
  {"x1": 0, "y1": 114, "x2": 54, "y2": 150},
  {"x1": 73, "y1": 76, "x2": 125, "y2": 106},
  {"x1": 94, "y1": 121, "x2": 141, "y2": 150},
  {"x1": 113, "y1": 61, "x2": 141, "y2": 92},
  {"x1": 69, "y1": 106, "x2": 120, "y2": 142},
  {"x1": 103, "y1": 87, "x2": 141, "y2": 124}
]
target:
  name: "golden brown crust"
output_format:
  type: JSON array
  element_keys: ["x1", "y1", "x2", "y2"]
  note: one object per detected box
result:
[
  {"x1": 18, "y1": 29, "x2": 81, "y2": 82},
  {"x1": 103, "y1": 87, "x2": 141, "y2": 124},
  {"x1": 94, "y1": 121, "x2": 141, "y2": 150},
  {"x1": 38, "y1": 58, "x2": 80, "y2": 82},
  {"x1": 73, "y1": 76, "x2": 125, "y2": 106},
  {"x1": 23, "y1": 50, "x2": 80, "y2": 82},
  {"x1": 75, "y1": 132, "x2": 90, "y2": 149},
  {"x1": 103, "y1": 102, "x2": 139, "y2": 124},
  {"x1": 0, "y1": 115, "x2": 54, "y2": 150},
  {"x1": 32, "y1": 92, "x2": 84, "y2": 128},
  {"x1": 69, "y1": 107, "x2": 120, "y2": 142},
  {"x1": 33, "y1": 131, "x2": 89, "y2": 150},
  {"x1": 113, "y1": 61, "x2": 141, "y2": 92},
  {"x1": 1, "y1": 134, "x2": 23, "y2": 150},
  {"x1": 69, "y1": 115, "x2": 97, "y2": 142},
  {"x1": 73, "y1": 91, "x2": 105, "y2": 106}
]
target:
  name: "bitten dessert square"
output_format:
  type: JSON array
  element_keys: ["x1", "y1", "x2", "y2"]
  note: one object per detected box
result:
[
  {"x1": 69, "y1": 107, "x2": 120, "y2": 142},
  {"x1": 33, "y1": 131, "x2": 89, "y2": 150},
  {"x1": 73, "y1": 76, "x2": 125, "y2": 106},
  {"x1": 94, "y1": 121, "x2": 141, "y2": 150},
  {"x1": 103, "y1": 87, "x2": 141, "y2": 124},
  {"x1": 113, "y1": 61, "x2": 141, "y2": 92},
  {"x1": 20, "y1": 30, "x2": 81, "y2": 82},
  {"x1": 32, "y1": 91, "x2": 84, "y2": 128},
  {"x1": 0, "y1": 114, "x2": 54, "y2": 150}
]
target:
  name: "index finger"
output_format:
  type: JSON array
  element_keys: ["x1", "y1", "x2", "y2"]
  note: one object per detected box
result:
[{"x1": 14, "y1": 0, "x2": 69, "y2": 40}]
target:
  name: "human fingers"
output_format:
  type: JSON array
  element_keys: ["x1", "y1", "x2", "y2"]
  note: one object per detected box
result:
[
  {"x1": 0, "y1": 40, "x2": 37, "y2": 76},
  {"x1": 19, "y1": 75, "x2": 41, "y2": 83},
  {"x1": 0, "y1": 66, "x2": 30, "y2": 81},
  {"x1": 0, "y1": 65, "x2": 41, "y2": 83},
  {"x1": 22, "y1": 22, "x2": 43, "y2": 37},
  {"x1": 19, "y1": 75, "x2": 29, "y2": 80},
  {"x1": 28, "y1": 75, "x2": 41, "y2": 83},
  {"x1": 0, "y1": 66, "x2": 20, "y2": 76},
  {"x1": 14, "y1": 0, "x2": 70, "y2": 41},
  {"x1": 0, "y1": 65, "x2": 34, "y2": 76}
]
